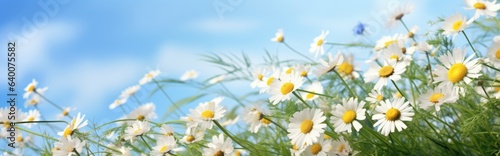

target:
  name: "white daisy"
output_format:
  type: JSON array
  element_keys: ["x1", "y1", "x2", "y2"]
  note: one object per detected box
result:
[
  {"x1": 202, "y1": 134, "x2": 234, "y2": 156},
  {"x1": 372, "y1": 97, "x2": 414, "y2": 136},
  {"x1": 119, "y1": 85, "x2": 141, "y2": 100},
  {"x1": 189, "y1": 97, "x2": 226, "y2": 130},
  {"x1": 250, "y1": 67, "x2": 269, "y2": 89},
  {"x1": 419, "y1": 85, "x2": 459, "y2": 112},
  {"x1": 386, "y1": 2, "x2": 415, "y2": 28},
  {"x1": 111, "y1": 146, "x2": 132, "y2": 156},
  {"x1": 309, "y1": 30, "x2": 329, "y2": 58},
  {"x1": 407, "y1": 25, "x2": 419, "y2": 39},
  {"x1": 487, "y1": 36, "x2": 500, "y2": 68},
  {"x1": 209, "y1": 75, "x2": 226, "y2": 84},
  {"x1": 180, "y1": 116, "x2": 198, "y2": 131},
  {"x1": 464, "y1": 0, "x2": 500, "y2": 20},
  {"x1": 283, "y1": 64, "x2": 311, "y2": 77},
  {"x1": 24, "y1": 87, "x2": 47, "y2": 107},
  {"x1": 374, "y1": 34, "x2": 406, "y2": 51},
  {"x1": 442, "y1": 13, "x2": 470, "y2": 38},
  {"x1": 271, "y1": 29, "x2": 284, "y2": 43},
  {"x1": 331, "y1": 98, "x2": 366, "y2": 133},
  {"x1": 22, "y1": 109, "x2": 41, "y2": 128},
  {"x1": 53, "y1": 136, "x2": 86, "y2": 156},
  {"x1": 287, "y1": 108, "x2": 327, "y2": 148},
  {"x1": 127, "y1": 103, "x2": 157, "y2": 121},
  {"x1": 109, "y1": 98, "x2": 127, "y2": 110},
  {"x1": 180, "y1": 127, "x2": 204, "y2": 144},
  {"x1": 57, "y1": 107, "x2": 74, "y2": 120},
  {"x1": 259, "y1": 68, "x2": 281, "y2": 93},
  {"x1": 23, "y1": 79, "x2": 38, "y2": 99},
  {"x1": 315, "y1": 52, "x2": 344, "y2": 78},
  {"x1": 337, "y1": 53, "x2": 360, "y2": 80},
  {"x1": 139, "y1": 70, "x2": 160, "y2": 85},
  {"x1": 329, "y1": 136, "x2": 357, "y2": 156},
  {"x1": 180, "y1": 70, "x2": 199, "y2": 81},
  {"x1": 58, "y1": 112, "x2": 88, "y2": 137},
  {"x1": 124, "y1": 120, "x2": 150, "y2": 143},
  {"x1": 301, "y1": 81, "x2": 324, "y2": 101},
  {"x1": 151, "y1": 136, "x2": 178, "y2": 156},
  {"x1": 363, "y1": 59, "x2": 407, "y2": 91},
  {"x1": 159, "y1": 124, "x2": 175, "y2": 136},
  {"x1": 243, "y1": 105, "x2": 271, "y2": 133},
  {"x1": 268, "y1": 72, "x2": 304, "y2": 105},
  {"x1": 290, "y1": 143, "x2": 307, "y2": 156},
  {"x1": 304, "y1": 137, "x2": 332, "y2": 156},
  {"x1": 366, "y1": 90, "x2": 384, "y2": 104},
  {"x1": 435, "y1": 48, "x2": 482, "y2": 94}
]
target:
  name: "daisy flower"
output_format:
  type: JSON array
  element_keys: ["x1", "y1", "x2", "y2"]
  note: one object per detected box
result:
[
  {"x1": 58, "y1": 112, "x2": 88, "y2": 137},
  {"x1": 180, "y1": 70, "x2": 199, "y2": 81},
  {"x1": 372, "y1": 97, "x2": 414, "y2": 136},
  {"x1": 57, "y1": 107, "x2": 74, "y2": 119},
  {"x1": 290, "y1": 143, "x2": 307, "y2": 156},
  {"x1": 202, "y1": 134, "x2": 234, "y2": 156},
  {"x1": 22, "y1": 109, "x2": 41, "y2": 128},
  {"x1": 127, "y1": 103, "x2": 157, "y2": 121},
  {"x1": 208, "y1": 75, "x2": 225, "y2": 84},
  {"x1": 284, "y1": 64, "x2": 311, "y2": 77},
  {"x1": 53, "y1": 136, "x2": 86, "y2": 156},
  {"x1": 259, "y1": 68, "x2": 280, "y2": 93},
  {"x1": 180, "y1": 116, "x2": 198, "y2": 131},
  {"x1": 464, "y1": 0, "x2": 500, "y2": 20},
  {"x1": 123, "y1": 120, "x2": 150, "y2": 143},
  {"x1": 304, "y1": 137, "x2": 332, "y2": 156},
  {"x1": 189, "y1": 97, "x2": 226, "y2": 130},
  {"x1": 442, "y1": 13, "x2": 469, "y2": 38},
  {"x1": 407, "y1": 25, "x2": 419, "y2": 39},
  {"x1": 159, "y1": 124, "x2": 175, "y2": 136},
  {"x1": 366, "y1": 90, "x2": 384, "y2": 104},
  {"x1": 337, "y1": 53, "x2": 360, "y2": 80},
  {"x1": 487, "y1": 36, "x2": 500, "y2": 67},
  {"x1": 243, "y1": 105, "x2": 271, "y2": 133},
  {"x1": 180, "y1": 127, "x2": 204, "y2": 144},
  {"x1": 315, "y1": 52, "x2": 344, "y2": 78},
  {"x1": 287, "y1": 108, "x2": 327, "y2": 148},
  {"x1": 329, "y1": 136, "x2": 357, "y2": 156},
  {"x1": 419, "y1": 85, "x2": 459, "y2": 112},
  {"x1": 382, "y1": 44, "x2": 412, "y2": 66},
  {"x1": 386, "y1": 2, "x2": 415, "y2": 28},
  {"x1": 271, "y1": 29, "x2": 284, "y2": 43},
  {"x1": 301, "y1": 81, "x2": 324, "y2": 101},
  {"x1": 435, "y1": 48, "x2": 482, "y2": 94},
  {"x1": 119, "y1": 85, "x2": 141, "y2": 100},
  {"x1": 23, "y1": 79, "x2": 38, "y2": 99},
  {"x1": 109, "y1": 98, "x2": 127, "y2": 110},
  {"x1": 139, "y1": 70, "x2": 160, "y2": 85},
  {"x1": 330, "y1": 98, "x2": 366, "y2": 133},
  {"x1": 268, "y1": 72, "x2": 304, "y2": 105},
  {"x1": 151, "y1": 136, "x2": 178, "y2": 156},
  {"x1": 110, "y1": 146, "x2": 132, "y2": 156},
  {"x1": 250, "y1": 67, "x2": 269, "y2": 88},
  {"x1": 374, "y1": 34, "x2": 406, "y2": 51},
  {"x1": 363, "y1": 59, "x2": 407, "y2": 91},
  {"x1": 309, "y1": 30, "x2": 329, "y2": 58}
]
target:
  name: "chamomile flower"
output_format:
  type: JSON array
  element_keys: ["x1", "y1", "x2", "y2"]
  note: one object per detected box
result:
[
  {"x1": 372, "y1": 97, "x2": 414, "y2": 136},
  {"x1": 290, "y1": 143, "x2": 307, "y2": 156},
  {"x1": 190, "y1": 97, "x2": 226, "y2": 130},
  {"x1": 23, "y1": 79, "x2": 38, "y2": 99},
  {"x1": 159, "y1": 124, "x2": 175, "y2": 136},
  {"x1": 487, "y1": 36, "x2": 500, "y2": 67},
  {"x1": 57, "y1": 107, "x2": 74, "y2": 119},
  {"x1": 284, "y1": 64, "x2": 312, "y2": 77},
  {"x1": 119, "y1": 85, "x2": 141, "y2": 100},
  {"x1": 180, "y1": 116, "x2": 197, "y2": 131},
  {"x1": 180, "y1": 70, "x2": 199, "y2": 81},
  {"x1": 127, "y1": 103, "x2": 157, "y2": 121},
  {"x1": 337, "y1": 53, "x2": 360, "y2": 80},
  {"x1": 113, "y1": 146, "x2": 132, "y2": 156},
  {"x1": 366, "y1": 90, "x2": 384, "y2": 104},
  {"x1": 24, "y1": 95, "x2": 40, "y2": 107},
  {"x1": 243, "y1": 105, "x2": 271, "y2": 133},
  {"x1": 268, "y1": 72, "x2": 304, "y2": 105},
  {"x1": 287, "y1": 108, "x2": 327, "y2": 148},
  {"x1": 139, "y1": 70, "x2": 160, "y2": 85},
  {"x1": 304, "y1": 137, "x2": 331, "y2": 156},
  {"x1": 435, "y1": 48, "x2": 482, "y2": 94},
  {"x1": 407, "y1": 25, "x2": 419, "y2": 39},
  {"x1": 464, "y1": 0, "x2": 500, "y2": 20},
  {"x1": 374, "y1": 34, "x2": 406, "y2": 51},
  {"x1": 386, "y1": 2, "x2": 415, "y2": 28},
  {"x1": 203, "y1": 134, "x2": 234, "y2": 156},
  {"x1": 259, "y1": 68, "x2": 280, "y2": 93},
  {"x1": 331, "y1": 98, "x2": 366, "y2": 133},
  {"x1": 22, "y1": 109, "x2": 40, "y2": 128},
  {"x1": 382, "y1": 44, "x2": 412, "y2": 66},
  {"x1": 315, "y1": 52, "x2": 344, "y2": 78},
  {"x1": 58, "y1": 112, "x2": 88, "y2": 137},
  {"x1": 301, "y1": 82, "x2": 324, "y2": 101},
  {"x1": 251, "y1": 67, "x2": 269, "y2": 88},
  {"x1": 419, "y1": 85, "x2": 459, "y2": 112},
  {"x1": 309, "y1": 30, "x2": 329, "y2": 58},
  {"x1": 329, "y1": 136, "x2": 357, "y2": 156},
  {"x1": 363, "y1": 59, "x2": 407, "y2": 91},
  {"x1": 180, "y1": 128, "x2": 204, "y2": 144},
  {"x1": 151, "y1": 136, "x2": 178, "y2": 156},
  {"x1": 109, "y1": 98, "x2": 127, "y2": 110},
  {"x1": 209, "y1": 75, "x2": 226, "y2": 84},
  {"x1": 442, "y1": 13, "x2": 469, "y2": 38},
  {"x1": 123, "y1": 120, "x2": 150, "y2": 143},
  {"x1": 53, "y1": 136, "x2": 86, "y2": 156},
  {"x1": 271, "y1": 29, "x2": 284, "y2": 43}
]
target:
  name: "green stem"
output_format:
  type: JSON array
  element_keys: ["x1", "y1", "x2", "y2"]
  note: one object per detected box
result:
[
  {"x1": 295, "y1": 89, "x2": 334, "y2": 98},
  {"x1": 333, "y1": 70, "x2": 357, "y2": 97},
  {"x1": 461, "y1": 31, "x2": 481, "y2": 58},
  {"x1": 153, "y1": 78, "x2": 184, "y2": 116},
  {"x1": 214, "y1": 120, "x2": 255, "y2": 153},
  {"x1": 16, "y1": 126, "x2": 58, "y2": 141},
  {"x1": 262, "y1": 116, "x2": 287, "y2": 133},
  {"x1": 292, "y1": 92, "x2": 312, "y2": 108},
  {"x1": 283, "y1": 42, "x2": 315, "y2": 62},
  {"x1": 140, "y1": 135, "x2": 152, "y2": 150},
  {"x1": 36, "y1": 93, "x2": 70, "y2": 118},
  {"x1": 391, "y1": 80, "x2": 407, "y2": 100},
  {"x1": 483, "y1": 63, "x2": 500, "y2": 72}
]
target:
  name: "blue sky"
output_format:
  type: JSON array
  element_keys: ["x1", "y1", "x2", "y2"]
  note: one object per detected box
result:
[{"x1": 0, "y1": 0, "x2": 478, "y2": 149}]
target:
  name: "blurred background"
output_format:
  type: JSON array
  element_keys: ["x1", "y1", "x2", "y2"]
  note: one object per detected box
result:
[{"x1": 0, "y1": 0, "x2": 472, "y2": 149}]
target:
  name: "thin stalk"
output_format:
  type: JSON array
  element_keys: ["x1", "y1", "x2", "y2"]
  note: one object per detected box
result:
[
  {"x1": 214, "y1": 120, "x2": 256, "y2": 153},
  {"x1": 153, "y1": 78, "x2": 184, "y2": 116},
  {"x1": 295, "y1": 89, "x2": 334, "y2": 98},
  {"x1": 262, "y1": 116, "x2": 287, "y2": 133},
  {"x1": 283, "y1": 42, "x2": 315, "y2": 62},
  {"x1": 140, "y1": 135, "x2": 152, "y2": 150},
  {"x1": 461, "y1": 31, "x2": 481, "y2": 58},
  {"x1": 292, "y1": 92, "x2": 312, "y2": 108},
  {"x1": 333, "y1": 70, "x2": 357, "y2": 97}
]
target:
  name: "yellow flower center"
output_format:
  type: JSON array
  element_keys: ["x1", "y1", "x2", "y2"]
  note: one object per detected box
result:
[
  {"x1": 137, "y1": 115, "x2": 145, "y2": 121},
  {"x1": 160, "y1": 145, "x2": 168, "y2": 153},
  {"x1": 286, "y1": 68, "x2": 293, "y2": 74},
  {"x1": 452, "y1": 21, "x2": 463, "y2": 32},
  {"x1": 317, "y1": 39, "x2": 324, "y2": 46},
  {"x1": 266, "y1": 77, "x2": 275, "y2": 86},
  {"x1": 261, "y1": 118, "x2": 271, "y2": 125},
  {"x1": 29, "y1": 99, "x2": 38, "y2": 105},
  {"x1": 133, "y1": 128, "x2": 143, "y2": 135},
  {"x1": 337, "y1": 144, "x2": 346, "y2": 153},
  {"x1": 408, "y1": 32, "x2": 414, "y2": 38},
  {"x1": 301, "y1": 71, "x2": 308, "y2": 77},
  {"x1": 473, "y1": 2, "x2": 486, "y2": 10},
  {"x1": 186, "y1": 135, "x2": 195, "y2": 142},
  {"x1": 165, "y1": 132, "x2": 173, "y2": 136},
  {"x1": 257, "y1": 74, "x2": 264, "y2": 81},
  {"x1": 395, "y1": 92, "x2": 403, "y2": 98},
  {"x1": 28, "y1": 116, "x2": 35, "y2": 121},
  {"x1": 384, "y1": 40, "x2": 397, "y2": 48},
  {"x1": 305, "y1": 93, "x2": 315, "y2": 100},
  {"x1": 338, "y1": 62, "x2": 354, "y2": 75},
  {"x1": 401, "y1": 47, "x2": 407, "y2": 54},
  {"x1": 429, "y1": 93, "x2": 444, "y2": 104},
  {"x1": 390, "y1": 54, "x2": 399, "y2": 61},
  {"x1": 311, "y1": 143, "x2": 322, "y2": 154},
  {"x1": 62, "y1": 127, "x2": 73, "y2": 137},
  {"x1": 201, "y1": 110, "x2": 215, "y2": 119},
  {"x1": 214, "y1": 150, "x2": 224, "y2": 156},
  {"x1": 235, "y1": 150, "x2": 242, "y2": 156},
  {"x1": 342, "y1": 110, "x2": 356, "y2": 123},
  {"x1": 447, "y1": 63, "x2": 468, "y2": 83},
  {"x1": 378, "y1": 66, "x2": 394, "y2": 77},
  {"x1": 280, "y1": 82, "x2": 295, "y2": 95},
  {"x1": 276, "y1": 35, "x2": 284, "y2": 43},
  {"x1": 62, "y1": 110, "x2": 69, "y2": 116},
  {"x1": 324, "y1": 134, "x2": 331, "y2": 139},
  {"x1": 146, "y1": 73, "x2": 153, "y2": 79},
  {"x1": 300, "y1": 120, "x2": 314, "y2": 133},
  {"x1": 385, "y1": 108, "x2": 401, "y2": 121},
  {"x1": 27, "y1": 85, "x2": 35, "y2": 92},
  {"x1": 17, "y1": 136, "x2": 23, "y2": 142},
  {"x1": 495, "y1": 49, "x2": 500, "y2": 60},
  {"x1": 376, "y1": 95, "x2": 383, "y2": 101},
  {"x1": 293, "y1": 144, "x2": 299, "y2": 151},
  {"x1": 3, "y1": 121, "x2": 10, "y2": 128}
]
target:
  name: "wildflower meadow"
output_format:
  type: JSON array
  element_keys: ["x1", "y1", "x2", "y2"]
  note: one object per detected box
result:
[{"x1": 2, "y1": 1, "x2": 500, "y2": 156}]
